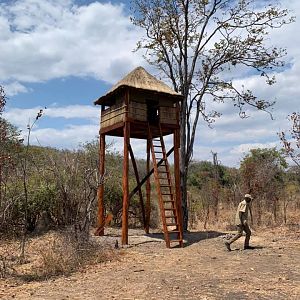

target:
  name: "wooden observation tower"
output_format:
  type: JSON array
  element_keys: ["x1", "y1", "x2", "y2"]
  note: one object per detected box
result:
[{"x1": 94, "y1": 67, "x2": 183, "y2": 248}]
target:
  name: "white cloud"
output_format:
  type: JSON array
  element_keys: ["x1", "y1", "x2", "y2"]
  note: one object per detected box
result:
[
  {"x1": 29, "y1": 124, "x2": 99, "y2": 149},
  {"x1": 3, "y1": 107, "x2": 42, "y2": 127},
  {"x1": 0, "y1": 0, "x2": 144, "y2": 87},
  {"x1": 189, "y1": 0, "x2": 300, "y2": 166},
  {"x1": 46, "y1": 105, "x2": 99, "y2": 121},
  {"x1": 3, "y1": 105, "x2": 99, "y2": 127},
  {"x1": 3, "y1": 81, "x2": 29, "y2": 96},
  {"x1": 230, "y1": 142, "x2": 279, "y2": 156},
  {"x1": 26, "y1": 125, "x2": 156, "y2": 155},
  {"x1": 1, "y1": 0, "x2": 299, "y2": 168},
  {"x1": 3, "y1": 103, "x2": 100, "y2": 149}
]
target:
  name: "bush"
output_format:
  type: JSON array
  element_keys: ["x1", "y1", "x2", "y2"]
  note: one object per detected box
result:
[{"x1": 33, "y1": 232, "x2": 118, "y2": 279}]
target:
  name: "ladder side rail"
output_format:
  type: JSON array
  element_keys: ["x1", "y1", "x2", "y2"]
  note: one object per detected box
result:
[
  {"x1": 148, "y1": 124, "x2": 171, "y2": 248},
  {"x1": 157, "y1": 123, "x2": 179, "y2": 225},
  {"x1": 158, "y1": 122, "x2": 182, "y2": 244},
  {"x1": 157, "y1": 123, "x2": 175, "y2": 201}
]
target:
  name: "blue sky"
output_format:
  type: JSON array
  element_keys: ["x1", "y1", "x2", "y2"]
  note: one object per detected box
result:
[{"x1": 1, "y1": 0, "x2": 299, "y2": 166}]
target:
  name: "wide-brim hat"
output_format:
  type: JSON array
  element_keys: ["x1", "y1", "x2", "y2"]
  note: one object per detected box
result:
[{"x1": 244, "y1": 194, "x2": 253, "y2": 200}]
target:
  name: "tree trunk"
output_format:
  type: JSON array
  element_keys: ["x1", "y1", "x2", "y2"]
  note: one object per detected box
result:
[
  {"x1": 180, "y1": 167, "x2": 189, "y2": 231},
  {"x1": 180, "y1": 129, "x2": 189, "y2": 231},
  {"x1": 179, "y1": 91, "x2": 189, "y2": 231}
]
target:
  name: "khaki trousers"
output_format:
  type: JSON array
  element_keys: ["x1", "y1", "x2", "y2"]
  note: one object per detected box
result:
[{"x1": 228, "y1": 223, "x2": 251, "y2": 248}]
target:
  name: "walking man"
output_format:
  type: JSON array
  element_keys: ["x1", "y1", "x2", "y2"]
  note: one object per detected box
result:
[{"x1": 225, "y1": 194, "x2": 254, "y2": 251}]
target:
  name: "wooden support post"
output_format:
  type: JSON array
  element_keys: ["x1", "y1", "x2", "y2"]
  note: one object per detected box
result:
[
  {"x1": 96, "y1": 132, "x2": 105, "y2": 236},
  {"x1": 128, "y1": 144, "x2": 146, "y2": 230},
  {"x1": 122, "y1": 91, "x2": 130, "y2": 245},
  {"x1": 145, "y1": 138, "x2": 151, "y2": 234}
]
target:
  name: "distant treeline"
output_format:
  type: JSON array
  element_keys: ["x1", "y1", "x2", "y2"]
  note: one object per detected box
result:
[{"x1": 1, "y1": 131, "x2": 299, "y2": 236}]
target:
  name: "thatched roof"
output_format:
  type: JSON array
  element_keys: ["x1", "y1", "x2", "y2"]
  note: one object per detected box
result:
[{"x1": 94, "y1": 66, "x2": 182, "y2": 105}]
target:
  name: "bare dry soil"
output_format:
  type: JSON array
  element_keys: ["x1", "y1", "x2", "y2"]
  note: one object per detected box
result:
[{"x1": 1, "y1": 227, "x2": 299, "y2": 300}]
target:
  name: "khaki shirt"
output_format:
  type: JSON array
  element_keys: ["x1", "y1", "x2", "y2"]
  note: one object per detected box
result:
[{"x1": 235, "y1": 200, "x2": 251, "y2": 225}]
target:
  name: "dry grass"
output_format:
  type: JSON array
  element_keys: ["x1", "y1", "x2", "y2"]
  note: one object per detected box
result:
[
  {"x1": 190, "y1": 206, "x2": 300, "y2": 232},
  {"x1": 2, "y1": 227, "x2": 299, "y2": 300},
  {"x1": 0, "y1": 252, "x2": 15, "y2": 278},
  {"x1": 0, "y1": 230, "x2": 119, "y2": 282},
  {"x1": 0, "y1": 239, "x2": 19, "y2": 279},
  {"x1": 37, "y1": 235, "x2": 83, "y2": 278},
  {"x1": 35, "y1": 233, "x2": 116, "y2": 279}
]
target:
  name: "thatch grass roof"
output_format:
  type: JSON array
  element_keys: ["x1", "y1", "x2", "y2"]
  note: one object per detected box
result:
[{"x1": 94, "y1": 66, "x2": 182, "y2": 105}]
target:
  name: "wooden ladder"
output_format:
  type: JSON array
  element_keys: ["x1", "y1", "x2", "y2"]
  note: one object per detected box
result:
[{"x1": 148, "y1": 123, "x2": 183, "y2": 248}]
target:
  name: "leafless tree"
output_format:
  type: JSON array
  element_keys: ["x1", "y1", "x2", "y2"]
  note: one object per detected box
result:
[
  {"x1": 131, "y1": 0, "x2": 294, "y2": 229},
  {"x1": 19, "y1": 110, "x2": 44, "y2": 261},
  {"x1": 0, "y1": 86, "x2": 7, "y2": 203},
  {"x1": 46, "y1": 143, "x2": 106, "y2": 243},
  {"x1": 279, "y1": 112, "x2": 300, "y2": 168}
]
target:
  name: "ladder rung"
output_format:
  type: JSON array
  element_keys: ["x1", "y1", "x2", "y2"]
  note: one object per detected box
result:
[{"x1": 149, "y1": 123, "x2": 182, "y2": 249}]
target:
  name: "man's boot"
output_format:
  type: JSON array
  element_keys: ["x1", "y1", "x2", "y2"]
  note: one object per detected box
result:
[
  {"x1": 224, "y1": 241, "x2": 231, "y2": 251},
  {"x1": 244, "y1": 245, "x2": 255, "y2": 250}
]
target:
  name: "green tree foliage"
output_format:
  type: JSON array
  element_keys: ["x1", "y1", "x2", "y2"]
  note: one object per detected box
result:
[
  {"x1": 188, "y1": 161, "x2": 233, "y2": 188},
  {"x1": 131, "y1": 0, "x2": 294, "y2": 230},
  {"x1": 0, "y1": 86, "x2": 5, "y2": 114},
  {"x1": 187, "y1": 160, "x2": 236, "y2": 227},
  {"x1": 240, "y1": 148, "x2": 287, "y2": 224},
  {"x1": 279, "y1": 112, "x2": 300, "y2": 168},
  {"x1": 0, "y1": 87, "x2": 23, "y2": 230},
  {"x1": 240, "y1": 148, "x2": 287, "y2": 192},
  {"x1": 0, "y1": 135, "x2": 150, "y2": 236}
]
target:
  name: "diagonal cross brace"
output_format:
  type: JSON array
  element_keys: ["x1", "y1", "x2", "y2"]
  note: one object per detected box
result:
[{"x1": 129, "y1": 146, "x2": 174, "y2": 200}]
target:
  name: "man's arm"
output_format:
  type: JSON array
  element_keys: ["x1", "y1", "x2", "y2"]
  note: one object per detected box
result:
[
  {"x1": 239, "y1": 211, "x2": 246, "y2": 225},
  {"x1": 250, "y1": 206, "x2": 253, "y2": 224}
]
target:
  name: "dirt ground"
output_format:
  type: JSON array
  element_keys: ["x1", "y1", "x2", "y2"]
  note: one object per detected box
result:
[{"x1": 1, "y1": 226, "x2": 299, "y2": 300}]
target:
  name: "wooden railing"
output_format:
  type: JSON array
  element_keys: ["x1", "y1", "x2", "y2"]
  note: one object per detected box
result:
[{"x1": 101, "y1": 104, "x2": 127, "y2": 128}]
